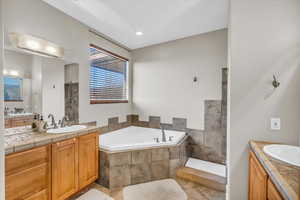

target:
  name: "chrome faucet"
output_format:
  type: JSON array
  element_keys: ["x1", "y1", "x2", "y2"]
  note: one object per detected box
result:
[
  {"x1": 160, "y1": 123, "x2": 167, "y2": 142},
  {"x1": 59, "y1": 116, "x2": 69, "y2": 128},
  {"x1": 48, "y1": 114, "x2": 58, "y2": 129}
]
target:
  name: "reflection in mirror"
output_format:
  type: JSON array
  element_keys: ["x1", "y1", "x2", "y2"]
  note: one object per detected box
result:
[
  {"x1": 4, "y1": 50, "x2": 35, "y2": 125},
  {"x1": 3, "y1": 48, "x2": 79, "y2": 130},
  {"x1": 64, "y1": 63, "x2": 79, "y2": 124}
]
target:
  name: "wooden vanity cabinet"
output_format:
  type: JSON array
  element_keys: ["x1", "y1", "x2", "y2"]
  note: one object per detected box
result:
[
  {"x1": 78, "y1": 132, "x2": 99, "y2": 190},
  {"x1": 52, "y1": 138, "x2": 79, "y2": 200},
  {"x1": 5, "y1": 132, "x2": 99, "y2": 200},
  {"x1": 249, "y1": 151, "x2": 283, "y2": 200},
  {"x1": 249, "y1": 151, "x2": 268, "y2": 200},
  {"x1": 51, "y1": 132, "x2": 99, "y2": 200},
  {"x1": 5, "y1": 145, "x2": 51, "y2": 200}
]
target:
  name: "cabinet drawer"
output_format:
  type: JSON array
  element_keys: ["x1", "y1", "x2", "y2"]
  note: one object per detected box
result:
[
  {"x1": 6, "y1": 163, "x2": 49, "y2": 200},
  {"x1": 6, "y1": 145, "x2": 49, "y2": 175}
]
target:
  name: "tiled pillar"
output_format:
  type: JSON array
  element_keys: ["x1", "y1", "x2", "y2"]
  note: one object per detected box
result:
[{"x1": 221, "y1": 68, "x2": 228, "y2": 161}]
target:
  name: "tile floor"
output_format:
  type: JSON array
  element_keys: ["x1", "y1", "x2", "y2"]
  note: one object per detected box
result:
[{"x1": 84, "y1": 178, "x2": 225, "y2": 200}]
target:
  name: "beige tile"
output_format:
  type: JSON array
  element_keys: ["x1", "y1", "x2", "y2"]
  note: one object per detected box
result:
[
  {"x1": 109, "y1": 152, "x2": 132, "y2": 167},
  {"x1": 110, "y1": 165, "x2": 131, "y2": 189},
  {"x1": 132, "y1": 150, "x2": 151, "y2": 164},
  {"x1": 169, "y1": 159, "x2": 182, "y2": 177},
  {"x1": 151, "y1": 148, "x2": 169, "y2": 161},
  {"x1": 169, "y1": 146, "x2": 180, "y2": 159},
  {"x1": 151, "y1": 160, "x2": 169, "y2": 180},
  {"x1": 130, "y1": 163, "x2": 151, "y2": 184},
  {"x1": 149, "y1": 116, "x2": 161, "y2": 128},
  {"x1": 172, "y1": 118, "x2": 187, "y2": 131}
]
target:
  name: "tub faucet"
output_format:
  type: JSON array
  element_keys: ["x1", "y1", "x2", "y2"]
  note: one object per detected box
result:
[{"x1": 160, "y1": 124, "x2": 167, "y2": 142}]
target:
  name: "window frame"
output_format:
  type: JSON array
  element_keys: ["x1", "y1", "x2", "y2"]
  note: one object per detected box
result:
[
  {"x1": 4, "y1": 76, "x2": 24, "y2": 102},
  {"x1": 89, "y1": 44, "x2": 129, "y2": 104}
]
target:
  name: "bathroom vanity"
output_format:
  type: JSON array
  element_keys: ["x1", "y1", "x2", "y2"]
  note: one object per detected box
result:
[
  {"x1": 5, "y1": 127, "x2": 99, "y2": 200},
  {"x1": 249, "y1": 141, "x2": 299, "y2": 200}
]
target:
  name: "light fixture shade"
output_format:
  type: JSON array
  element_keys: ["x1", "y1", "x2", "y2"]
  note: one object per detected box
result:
[{"x1": 9, "y1": 33, "x2": 64, "y2": 58}]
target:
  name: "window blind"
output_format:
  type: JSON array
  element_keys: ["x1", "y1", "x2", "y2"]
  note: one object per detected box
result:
[{"x1": 89, "y1": 45, "x2": 128, "y2": 104}]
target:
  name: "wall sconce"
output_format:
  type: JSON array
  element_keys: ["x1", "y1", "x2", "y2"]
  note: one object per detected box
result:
[
  {"x1": 272, "y1": 75, "x2": 280, "y2": 89},
  {"x1": 8, "y1": 33, "x2": 64, "y2": 58}
]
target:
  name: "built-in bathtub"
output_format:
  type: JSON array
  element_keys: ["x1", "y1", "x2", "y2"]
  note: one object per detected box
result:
[
  {"x1": 100, "y1": 126, "x2": 186, "y2": 152},
  {"x1": 97, "y1": 126, "x2": 189, "y2": 189}
]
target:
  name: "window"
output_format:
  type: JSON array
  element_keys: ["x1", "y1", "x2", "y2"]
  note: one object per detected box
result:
[
  {"x1": 89, "y1": 44, "x2": 128, "y2": 104},
  {"x1": 4, "y1": 76, "x2": 23, "y2": 101}
]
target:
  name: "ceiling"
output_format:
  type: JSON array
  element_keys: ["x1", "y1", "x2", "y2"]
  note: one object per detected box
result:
[{"x1": 42, "y1": 0, "x2": 229, "y2": 50}]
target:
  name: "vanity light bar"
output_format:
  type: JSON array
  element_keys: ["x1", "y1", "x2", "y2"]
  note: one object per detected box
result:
[{"x1": 8, "y1": 33, "x2": 64, "y2": 58}]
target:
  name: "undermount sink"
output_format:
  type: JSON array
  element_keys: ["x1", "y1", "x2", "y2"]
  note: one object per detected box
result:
[
  {"x1": 263, "y1": 144, "x2": 300, "y2": 167},
  {"x1": 47, "y1": 125, "x2": 87, "y2": 134}
]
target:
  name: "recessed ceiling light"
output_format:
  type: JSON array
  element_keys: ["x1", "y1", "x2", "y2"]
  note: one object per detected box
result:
[{"x1": 136, "y1": 31, "x2": 143, "y2": 36}]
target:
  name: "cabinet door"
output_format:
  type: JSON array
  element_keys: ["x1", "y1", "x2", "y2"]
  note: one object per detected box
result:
[
  {"x1": 52, "y1": 138, "x2": 78, "y2": 200},
  {"x1": 78, "y1": 132, "x2": 99, "y2": 189},
  {"x1": 249, "y1": 151, "x2": 268, "y2": 200},
  {"x1": 267, "y1": 178, "x2": 283, "y2": 200}
]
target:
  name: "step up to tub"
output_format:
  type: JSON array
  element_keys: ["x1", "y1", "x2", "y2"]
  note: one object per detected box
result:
[{"x1": 176, "y1": 158, "x2": 226, "y2": 192}]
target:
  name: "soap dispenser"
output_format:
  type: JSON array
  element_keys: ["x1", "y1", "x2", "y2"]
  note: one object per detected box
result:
[{"x1": 31, "y1": 114, "x2": 38, "y2": 132}]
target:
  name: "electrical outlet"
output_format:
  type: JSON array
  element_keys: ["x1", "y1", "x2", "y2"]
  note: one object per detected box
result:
[{"x1": 270, "y1": 118, "x2": 280, "y2": 130}]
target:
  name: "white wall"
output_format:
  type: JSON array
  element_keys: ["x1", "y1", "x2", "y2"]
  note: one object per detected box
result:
[
  {"x1": 0, "y1": 0, "x2": 5, "y2": 198},
  {"x1": 3, "y1": 0, "x2": 132, "y2": 126},
  {"x1": 132, "y1": 29, "x2": 227, "y2": 129},
  {"x1": 229, "y1": 0, "x2": 300, "y2": 199},
  {"x1": 42, "y1": 58, "x2": 65, "y2": 121}
]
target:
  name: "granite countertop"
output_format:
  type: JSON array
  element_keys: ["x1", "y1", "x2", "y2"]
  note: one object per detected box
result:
[
  {"x1": 250, "y1": 141, "x2": 300, "y2": 200},
  {"x1": 5, "y1": 125, "x2": 100, "y2": 155}
]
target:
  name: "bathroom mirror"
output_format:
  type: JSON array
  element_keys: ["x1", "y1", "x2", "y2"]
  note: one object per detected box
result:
[{"x1": 3, "y1": 48, "x2": 79, "y2": 129}]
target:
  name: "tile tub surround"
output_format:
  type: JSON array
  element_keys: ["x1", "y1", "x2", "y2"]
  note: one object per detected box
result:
[
  {"x1": 97, "y1": 138, "x2": 188, "y2": 190},
  {"x1": 4, "y1": 125, "x2": 100, "y2": 155},
  {"x1": 250, "y1": 141, "x2": 300, "y2": 200},
  {"x1": 125, "y1": 100, "x2": 226, "y2": 164}
]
